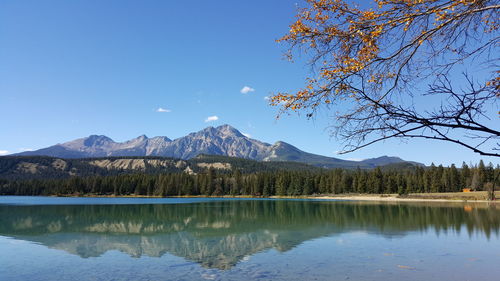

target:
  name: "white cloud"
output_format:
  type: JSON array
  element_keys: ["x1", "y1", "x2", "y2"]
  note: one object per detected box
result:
[
  {"x1": 263, "y1": 96, "x2": 270, "y2": 100},
  {"x1": 0, "y1": 150, "x2": 9, "y2": 155},
  {"x1": 240, "y1": 86, "x2": 255, "y2": 94},
  {"x1": 19, "y1": 148, "x2": 34, "y2": 152},
  {"x1": 205, "y1": 115, "x2": 219, "y2": 122},
  {"x1": 242, "y1": 133, "x2": 252, "y2": 138},
  {"x1": 156, "y1": 107, "x2": 171, "y2": 113}
]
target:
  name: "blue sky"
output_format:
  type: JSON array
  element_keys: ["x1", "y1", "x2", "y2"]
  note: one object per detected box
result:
[{"x1": 0, "y1": 0, "x2": 497, "y2": 166}]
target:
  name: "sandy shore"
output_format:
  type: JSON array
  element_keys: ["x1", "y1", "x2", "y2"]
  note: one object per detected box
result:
[
  {"x1": 305, "y1": 195, "x2": 496, "y2": 203},
  {"x1": 299, "y1": 192, "x2": 500, "y2": 203},
  {"x1": 48, "y1": 192, "x2": 500, "y2": 203}
]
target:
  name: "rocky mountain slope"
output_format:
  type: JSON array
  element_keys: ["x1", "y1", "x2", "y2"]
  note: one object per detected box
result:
[
  {"x1": 0, "y1": 155, "x2": 321, "y2": 180},
  {"x1": 13, "y1": 124, "x2": 421, "y2": 168}
]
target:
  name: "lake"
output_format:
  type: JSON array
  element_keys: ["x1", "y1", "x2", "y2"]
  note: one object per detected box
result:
[{"x1": 0, "y1": 197, "x2": 499, "y2": 281}]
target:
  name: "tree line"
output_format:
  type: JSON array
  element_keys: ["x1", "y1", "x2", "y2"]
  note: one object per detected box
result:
[{"x1": 1, "y1": 161, "x2": 498, "y2": 197}]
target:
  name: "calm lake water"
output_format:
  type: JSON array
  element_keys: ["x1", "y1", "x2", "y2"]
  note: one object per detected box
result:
[{"x1": 0, "y1": 197, "x2": 499, "y2": 281}]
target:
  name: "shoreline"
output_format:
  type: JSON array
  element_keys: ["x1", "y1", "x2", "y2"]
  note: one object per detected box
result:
[
  {"x1": 303, "y1": 194, "x2": 499, "y2": 203},
  {"x1": 6, "y1": 192, "x2": 497, "y2": 203}
]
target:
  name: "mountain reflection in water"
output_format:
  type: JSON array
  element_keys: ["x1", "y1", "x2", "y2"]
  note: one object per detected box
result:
[{"x1": 0, "y1": 199, "x2": 499, "y2": 270}]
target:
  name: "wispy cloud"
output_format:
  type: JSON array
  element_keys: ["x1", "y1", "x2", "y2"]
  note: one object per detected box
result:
[
  {"x1": 240, "y1": 86, "x2": 255, "y2": 94},
  {"x1": 263, "y1": 96, "x2": 270, "y2": 100},
  {"x1": 0, "y1": 150, "x2": 9, "y2": 155},
  {"x1": 156, "y1": 107, "x2": 171, "y2": 113},
  {"x1": 242, "y1": 133, "x2": 252, "y2": 138},
  {"x1": 205, "y1": 115, "x2": 219, "y2": 122},
  {"x1": 19, "y1": 148, "x2": 34, "y2": 152}
]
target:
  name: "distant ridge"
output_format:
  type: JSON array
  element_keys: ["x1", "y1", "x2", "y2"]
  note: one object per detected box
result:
[{"x1": 13, "y1": 124, "x2": 422, "y2": 168}]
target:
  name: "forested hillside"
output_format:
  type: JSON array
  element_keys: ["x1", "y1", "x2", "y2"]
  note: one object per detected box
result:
[
  {"x1": 0, "y1": 154, "x2": 320, "y2": 180},
  {"x1": 1, "y1": 159, "x2": 497, "y2": 197}
]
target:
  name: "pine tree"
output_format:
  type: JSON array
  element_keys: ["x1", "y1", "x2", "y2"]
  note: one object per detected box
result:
[{"x1": 448, "y1": 164, "x2": 460, "y2": 192}]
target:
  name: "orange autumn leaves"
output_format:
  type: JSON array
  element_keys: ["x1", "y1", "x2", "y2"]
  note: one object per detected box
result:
[{"x1": 271, "y1": 0, "x2": 499, "y2": 113}]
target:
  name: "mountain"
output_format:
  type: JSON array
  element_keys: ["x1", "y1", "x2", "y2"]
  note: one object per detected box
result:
[
  {"x1": 264, "y1": 141, "x2": 365, "y2": 169},
  {"x1": 13, "y1": 124, "x2": 421, "y2": 168}
]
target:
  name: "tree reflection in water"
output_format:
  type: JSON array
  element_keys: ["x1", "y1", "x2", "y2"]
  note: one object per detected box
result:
[{"x1": 0, "y1": 200, "x2": 498, "y2": 270}]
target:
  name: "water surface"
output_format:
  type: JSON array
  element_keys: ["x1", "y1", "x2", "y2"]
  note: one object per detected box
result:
[{"x1": 0, "y1": 196, "x2": 499, "y2": 280}]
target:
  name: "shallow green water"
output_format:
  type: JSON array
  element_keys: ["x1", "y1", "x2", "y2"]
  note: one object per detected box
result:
[{"x1": 0, "y1": 196, "x2": 499, "y2": 280}]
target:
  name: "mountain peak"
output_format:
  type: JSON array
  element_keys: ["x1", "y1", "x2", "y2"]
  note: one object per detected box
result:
[
  {"x1": 367, "y1": 156, "x2": 403, "y2": 161},
  {"x1": 216, "y1": 124, "x2": 236, "y2": 130},
  {"x1": 273, "y1": 141, "x2": 296, "y2": 149},
  {"x1": 150, "y1": 136, "x2": 172, "y2": 142},
  {"x1": 134, "y1": 135, "x2": 148, "y2": 141},
  {"x1": 87, "y1": 134, "x2": 113, "y2": 140},
  {"x1": 82, "y1": 135, "x2": 114, "y2": 147},
  {"x1": 360, "y1": 155, "x2": 409, "y2": 167},
  {"x1": 197, "y1": 124, "x2": 244, "y2": 137},
  {"x1": 215, "y1": 124, "x2": 243, "y2": 137}
]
